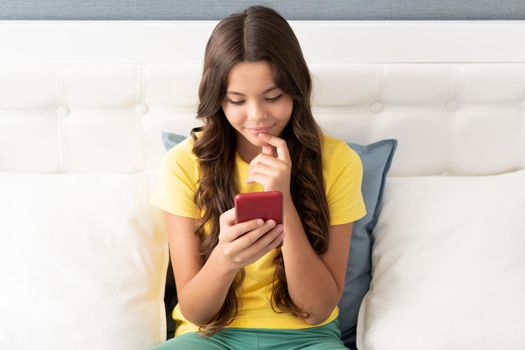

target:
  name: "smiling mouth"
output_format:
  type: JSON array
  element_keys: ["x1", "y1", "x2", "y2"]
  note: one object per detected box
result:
[{"x1": 247, "y1": 125, "x2": 274, "y2": 134}]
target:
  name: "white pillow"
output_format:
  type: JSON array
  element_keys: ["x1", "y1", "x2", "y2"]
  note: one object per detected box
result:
[
  {"x1": 0, "y1": 171, "x2": 168, "y2": 350},
  {"x1": 357, "y1": 168, "x2": 525, "y2": 350}
]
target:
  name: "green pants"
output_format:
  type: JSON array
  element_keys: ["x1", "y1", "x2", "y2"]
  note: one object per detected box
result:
[{"x1": 151, "y1": 319, "x2": 348, "y2": 350}]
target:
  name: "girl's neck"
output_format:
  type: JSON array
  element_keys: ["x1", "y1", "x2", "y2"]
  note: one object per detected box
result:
[{"x1": 236, "y1": 137, "x2": 261, "y2": 164}]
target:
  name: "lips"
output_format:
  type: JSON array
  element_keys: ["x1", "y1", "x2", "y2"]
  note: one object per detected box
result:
[{"x1": 247, "y1": 125, "x2": 274, "y2": 134}]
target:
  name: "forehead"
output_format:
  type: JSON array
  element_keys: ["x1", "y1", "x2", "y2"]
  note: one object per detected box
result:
[{"x1": 226, "y1": 61, "x2": 275, "y2": 89}]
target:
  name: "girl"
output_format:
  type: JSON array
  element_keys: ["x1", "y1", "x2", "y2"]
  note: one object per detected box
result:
[{"x1": 150, "y1": 5, "x2": 366, "y2": 350}]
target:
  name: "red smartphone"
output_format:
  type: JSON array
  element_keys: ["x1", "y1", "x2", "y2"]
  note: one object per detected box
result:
[{"x1": 234, "y1": 191, "x2": 283, "y2": 225}]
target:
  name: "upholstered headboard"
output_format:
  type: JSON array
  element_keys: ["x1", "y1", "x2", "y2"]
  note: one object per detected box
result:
[
  {"x1": 2, "y1": 20, "x2": 525, "y2": 176},
  {"x1": 2, "y1": 20, "x2": 525, "y2": 350}
]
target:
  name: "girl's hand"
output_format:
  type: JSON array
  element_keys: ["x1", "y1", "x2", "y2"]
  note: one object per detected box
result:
[
  {"x1": 217, "y1": 208, "x2": 284, "y2": 271},
  {"x1": 246, "y1": 133, "x2": 292, "y2": 198}
]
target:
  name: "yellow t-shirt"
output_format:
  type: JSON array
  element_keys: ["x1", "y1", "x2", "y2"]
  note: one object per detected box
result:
[{"x1": 150, "y1": 133, "x2": 366, "y2": 335}]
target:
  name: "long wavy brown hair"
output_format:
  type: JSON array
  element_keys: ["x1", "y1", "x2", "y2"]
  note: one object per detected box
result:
[{"x1": 190, "y1": 5, "x2": 330, "y2": 336}]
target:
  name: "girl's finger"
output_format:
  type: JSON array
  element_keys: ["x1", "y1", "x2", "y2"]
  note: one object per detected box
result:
[
  {"x1": 219, "y1": 207, "x2": 236, "y2": 227},
  {"x1": 238, "y1": 224, "x2": 284, "y2": 260},
  {"x1": 257, "y1": 133, "x2": 291, "y2": 163},
  {"x1": 262, "y1": 145, "x2": 275, "y2": 157},
  {"x1": 245, "y1": 172, "x2": 269, "y2": 185},
  {"x1": 248, "y1": 163, "x2": 277, "y2": 178},
  {"x1": 249, "y1": 153, "x2": 282, "y2": 171},
  {"x1": 222, "y1": 218, "x2": 264, "y2": 241},
  {"x1": 228, "y1": 220, "x2": 276, "y2": 250}
]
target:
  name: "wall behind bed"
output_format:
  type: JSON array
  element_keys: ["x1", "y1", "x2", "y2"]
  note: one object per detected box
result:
[{"x1": 1, "y1": 0, "x2": 525, "y2": 20}]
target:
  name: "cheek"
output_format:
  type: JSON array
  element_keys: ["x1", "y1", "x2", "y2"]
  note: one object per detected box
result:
[
  {"x1": 222, "y1": 105, "x2": 243, "y2": 126},
  {"x1": 275, "y1": 100, "x2": 293, "y2": 123}
]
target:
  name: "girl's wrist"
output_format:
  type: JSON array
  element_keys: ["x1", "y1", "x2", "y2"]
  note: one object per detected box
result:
[{"x1": 282, "y1": 191, "x2": 294, "y2": 208}]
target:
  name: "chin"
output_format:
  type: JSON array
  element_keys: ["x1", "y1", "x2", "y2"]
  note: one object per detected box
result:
[{"x1": 247, "y1": 136, "x2": 266, "y2": 147}]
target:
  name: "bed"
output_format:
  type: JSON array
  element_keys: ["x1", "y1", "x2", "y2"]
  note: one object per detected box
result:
[{"x1": 1, "y1": 20, "x2": 524, "y2": 350}]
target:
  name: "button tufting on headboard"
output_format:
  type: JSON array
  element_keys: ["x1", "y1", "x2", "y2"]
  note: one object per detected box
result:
[
  {"x1": 1, "y1": 22, "x2": 525, "y2": 176},
  {"x1": 445, "y1": 100, "x2": 459, "y2": 111},
  {"x1": 56, "y1": 105, "x2": 70, "y2": 117},
  {"x1": 369, "y1": 101, "x2": 383, "y2": 113},
  {"x1": 135, "y1": 104, "x2": 149, "y2": 115}
]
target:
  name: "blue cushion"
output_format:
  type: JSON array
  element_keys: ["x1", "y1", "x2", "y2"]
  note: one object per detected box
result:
[
  {"x1": 339, "y1": 139, "x2": 397, "y2": 349},
  {"x1": 160, "y1": 132, "x2": 397, "y2": 349},
  {"x1": 162, "y1": 132, "x2": 186, "y2": 150}
]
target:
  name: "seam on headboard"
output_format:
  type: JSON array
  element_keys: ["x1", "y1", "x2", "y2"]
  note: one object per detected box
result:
[
  {"x1": 447, "y1": 64, "x2": 459, "y2": 174},
  {"x1": 372, "y1": 64, "x2": 383, "y2": 141},
  {"x1": 56, "y1": 65, "x2": 66, "y2": 173},
  {"x1": 136, "y1": 64, "x2": 145, "y2": 172},
  {"x1": 519, "y1": 102, "x2": 525, "y2": 168},
  {"x1": 518, "y1": 82, "x2": 525, "y2": 168}
]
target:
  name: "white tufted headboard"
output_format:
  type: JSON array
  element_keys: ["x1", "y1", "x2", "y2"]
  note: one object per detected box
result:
[
  {"x1": 1, "y1": 20, "x2": 525, "y2": 176},
  {"x1": 2, "y1": 20, "x2": 525, "y2": 350}
]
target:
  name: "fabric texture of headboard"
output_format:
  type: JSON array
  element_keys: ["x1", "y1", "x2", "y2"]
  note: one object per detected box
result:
[{"x1": 1, "y1": 21, "x2": 525, "y2": 176}]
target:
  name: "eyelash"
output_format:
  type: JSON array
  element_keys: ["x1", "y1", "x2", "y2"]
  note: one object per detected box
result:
[{"x1": 228, "y1": 95, "x2": 282, "y2": 105}]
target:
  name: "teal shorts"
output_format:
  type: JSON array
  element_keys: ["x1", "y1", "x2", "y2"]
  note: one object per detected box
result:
[{"x1": 151, "y1": 319, "x2": 348, "y2": 350}]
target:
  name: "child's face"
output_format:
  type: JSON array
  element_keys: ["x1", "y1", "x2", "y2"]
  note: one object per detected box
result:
[{"x1": 221, "y1": 60, "x2": 293, "y2": 148}]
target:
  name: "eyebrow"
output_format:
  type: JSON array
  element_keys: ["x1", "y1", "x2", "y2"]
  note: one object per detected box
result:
[{"x1": 226, "y1": 86, "x2": 280, "y2": 96}]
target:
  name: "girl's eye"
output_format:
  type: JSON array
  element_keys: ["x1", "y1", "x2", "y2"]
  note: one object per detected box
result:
[
  {"x1": 227, "y1": 94, "x2": 282, "y2": 105},
  {"x1": 267, "y1": 95, "x2": 282, "y2": 102}
]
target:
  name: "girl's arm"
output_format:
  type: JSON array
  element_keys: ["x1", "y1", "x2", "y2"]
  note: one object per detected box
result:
[
  {"x1": 164, "y1": 209, "x2": 283, "y2": 326},
  {"x1": 280, "y1": 196, "x2": 353, "y2": 325},
  {"x1": 164, "y1": 212, "x2": 235, "y2": 326},
  {"x1": 247, "y1": 133, "x2": 353, "y2": 325}
]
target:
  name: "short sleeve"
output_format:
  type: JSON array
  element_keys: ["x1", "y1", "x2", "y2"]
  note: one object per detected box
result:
[
  {"x1": 150, "y1": 139, "x2": 201, "y2": 219},
  {"x1": 325, "y1": 142, "x2": 367, "y2": 225}
]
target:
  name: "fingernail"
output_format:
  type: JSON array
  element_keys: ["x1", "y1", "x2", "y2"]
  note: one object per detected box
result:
[
  {"x1": 276, "y1": 225, "x2": 283, "y2": 232},
  {"x1": 257, "y1": 219, "x2": 264, "y2": 225}
]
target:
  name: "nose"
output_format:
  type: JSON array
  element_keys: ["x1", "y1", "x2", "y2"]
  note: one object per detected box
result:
[{"x1": 247, "y1": 100, "x2": 268, "y2": 122}]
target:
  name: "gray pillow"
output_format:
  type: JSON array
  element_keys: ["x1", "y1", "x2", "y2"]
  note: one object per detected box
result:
[
  {"x1": 162, "y1": 132, "x2": 186, "y2": 149},
  {"x1": 160, "y1": 132, "x2": 397, "y2": 349},
  {"x1": 339, "y1": 140, "x2": 397, "y2": 349}
]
